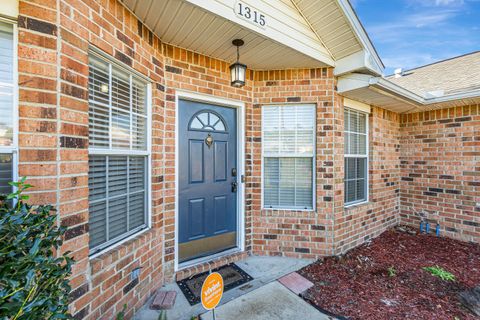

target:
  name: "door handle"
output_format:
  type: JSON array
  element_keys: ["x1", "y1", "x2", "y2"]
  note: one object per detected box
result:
[{"x1": 231, "y1": 181, "x2": 238, "y2": 193}]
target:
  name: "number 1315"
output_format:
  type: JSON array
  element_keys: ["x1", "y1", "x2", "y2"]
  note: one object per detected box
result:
[{"x1": 237, "y1": 2, "x2": 266, "y2": 27}]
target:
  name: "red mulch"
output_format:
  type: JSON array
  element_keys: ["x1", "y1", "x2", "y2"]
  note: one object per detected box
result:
[{"x1": 299, "y1": 227, "x2": 480, "y2": 320}]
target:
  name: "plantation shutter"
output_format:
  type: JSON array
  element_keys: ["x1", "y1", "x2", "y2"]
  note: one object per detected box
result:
[
  {"x1": 344, "y1": 108, "x2": 368, "y2": 205},
  {"x1": 0, "y1": 22, "x2": 15, "y2": 194},
  {"x1": 88, "y1": 53, "x2": 149, "y2": 253},
  {"x1": 263, "y1": 105, "x2": 315, "y2": 209}
]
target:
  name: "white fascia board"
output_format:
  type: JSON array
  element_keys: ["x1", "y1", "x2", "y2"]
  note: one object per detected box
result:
[
  {"x1": 369, "y1": 78, "x2": 480, "y2": 104},
  {"x1": 336, "y1": 0, "x2": 384, "y2": 73},
  {"x1": 184, "y1": 0, "x2": 335, "y2": 66},
  {"x1": 339, "y1": 74, "x2": 480, "y2": 107},
  {"x1": 427, "y1": 89, "x2": 480, "y2": 104},
  {"x1": 334, "y1": 50, "x2": 383, "y2": 76},
  {"x1": 337, "y1": 73, "x2": 373, "y2": 93},
  {"x1": 369, "y1": 78, "x2": 424, "y2": 104}
]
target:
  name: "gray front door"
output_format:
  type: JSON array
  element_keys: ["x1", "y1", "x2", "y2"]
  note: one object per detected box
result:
[{"x1": 178, "y1": 99, "x2": 238, "y2": 263}]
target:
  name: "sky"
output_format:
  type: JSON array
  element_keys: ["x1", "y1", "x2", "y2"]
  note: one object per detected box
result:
[{"x1": 350, "y1": 0, "x2": 480, "y2": 75}]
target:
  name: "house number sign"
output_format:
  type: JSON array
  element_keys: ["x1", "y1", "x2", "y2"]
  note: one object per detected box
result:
[{"x1": 234, "y1": 1, "x2": 266, "y2": 28}]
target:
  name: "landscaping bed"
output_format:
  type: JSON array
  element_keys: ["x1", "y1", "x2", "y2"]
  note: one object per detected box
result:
[{"x1": 299, "y1": 227, "x2": 480, "y2": 319}]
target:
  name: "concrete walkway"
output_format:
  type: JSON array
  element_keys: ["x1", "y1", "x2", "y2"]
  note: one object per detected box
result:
[
  {"x1": 201, "y1": 281, "x2": 330, "y2": 320},
  {"x1": 134, "y1": 256, "x2": 322, "y2": 320}
]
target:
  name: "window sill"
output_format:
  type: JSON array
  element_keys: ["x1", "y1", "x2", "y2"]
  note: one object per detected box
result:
[
  {"x1": 262, "y1": 207, "x2": 315, "y2": 213},
  {"x1": 89, "y1": 227, "x2": 152, "y2": 261},
  {"x1": 344, "y1": 201, "x2": 371, "y2": 210}
]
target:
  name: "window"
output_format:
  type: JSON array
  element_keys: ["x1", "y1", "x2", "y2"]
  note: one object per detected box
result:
[
  {"x1": 189, "y1": 111, "x2": 226, "y2": 132},
  {"x1": 88, "y1": 53, "x2": 150, "y2": 254},
  {"x1": 344, "y1": 108, "x2": 368, "y2": 205},
  {"x1": 0, "y1": 21, "x2": 16, "y2": 195},
  {"x1": 262, "y1": 105, "x2": 315, "y2": 210}
]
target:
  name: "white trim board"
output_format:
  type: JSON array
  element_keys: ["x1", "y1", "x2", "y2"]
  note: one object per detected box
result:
[
  {"x1": 338, "y1": 73, "x2": 480, "y2": 113},
  {"x1": 344, "y1": 98, "x2": 370, "y2": 114},
  {"x1": 183, "y1": 0, "x2": 334, "y2": 66},
  {"x1": 174, "y1": 90, "x2": 246, "y2": 272},
  {"x1": 0, "y1": 0, "x2": 18, "y2": 20}
]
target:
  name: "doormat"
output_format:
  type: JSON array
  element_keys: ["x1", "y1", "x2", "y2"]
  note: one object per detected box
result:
[{"x1": 177, "y1": 263, "x2": 253, "y2": 305}]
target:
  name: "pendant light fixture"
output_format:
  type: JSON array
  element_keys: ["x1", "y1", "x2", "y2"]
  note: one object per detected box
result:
[{"x1": 230, "y1": 39, "x2": 247, "y2": 88}]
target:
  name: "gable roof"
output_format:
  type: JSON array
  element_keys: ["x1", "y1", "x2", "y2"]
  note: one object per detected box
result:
[
  {"x1": 292, "y1": 0, "x2": 384, "y2": 73},
  {"x1": 387, "y1": 51, "x2": 480, "y2": 97}
]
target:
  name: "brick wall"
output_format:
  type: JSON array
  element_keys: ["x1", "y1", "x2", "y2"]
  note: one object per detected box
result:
[
  {"x1": 251, "y1": 68, "x2": 337, "y2": 258},
  {"x1": 18, "y1": 0, "x2": 166, "y2": 318},
  {"x1": 16, "y1": 1, "x2": 479, "y2": 319},
  {"x1": 400, "y1": 105, "x2": 480, "y2": 243},
  {"x1": 333, "y1": 106, "x2": 401, "y2": 254}
]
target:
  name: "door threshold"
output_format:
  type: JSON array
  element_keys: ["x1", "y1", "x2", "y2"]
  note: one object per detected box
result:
[{"x1": 177, "y1": 247, "x2": 242, "y2": 271}]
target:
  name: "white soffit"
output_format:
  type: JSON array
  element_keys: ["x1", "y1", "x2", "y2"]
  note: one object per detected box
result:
[
  {"x1": 0, "y1": 0, "x2": 18, "y2": 19},
  {"x1": 122, "y1": 0, "x2": 335, "y2": 69},
  {"x1": 338, "y1": 73, "x2": 480, "y2": 113},
  {"x1": 292, "y1": 0, "x2": 362, "y2": 60},
  {"x1": 291, "y1": 0, "x2": 384, "y2": 76}
]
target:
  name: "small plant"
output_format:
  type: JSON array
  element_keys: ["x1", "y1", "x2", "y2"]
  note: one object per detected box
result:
[
  {"x1": 116, "y1": 304, "x2": 127, "y2": 320},
  {"x1": 387, "y1": 266, "x2": 397, "y2": 277},
  {"x1": 423, "y1": 266, "x2": 456, "y2": 281},
  {"x1": 158, "y1": 310, "x2": 167, "y2": 320},
  {"x1": 0, "y1": 178, "x2": 74, "y2": 319}
]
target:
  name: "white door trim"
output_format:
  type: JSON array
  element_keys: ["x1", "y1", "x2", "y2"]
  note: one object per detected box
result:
[{"x1": 174, "y1": 90, "x2": 246, "y2": 272}]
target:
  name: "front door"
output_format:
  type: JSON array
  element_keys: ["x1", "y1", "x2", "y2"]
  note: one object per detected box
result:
[{"x1": 178, "y1": 99, "x2": 238, "y2": 263}]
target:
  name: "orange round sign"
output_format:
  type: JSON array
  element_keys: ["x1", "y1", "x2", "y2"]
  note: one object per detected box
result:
[{"x1": 201, "y1": 272, "x2": 224, "y2": 310}]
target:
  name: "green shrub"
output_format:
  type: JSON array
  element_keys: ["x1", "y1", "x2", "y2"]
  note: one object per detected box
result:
[
  {"x1": 423, "y1": 266, "x2": 455, "y2": 282},
  {"x1": 0, "y1": 179, "x2": 74, "y2": 320}
]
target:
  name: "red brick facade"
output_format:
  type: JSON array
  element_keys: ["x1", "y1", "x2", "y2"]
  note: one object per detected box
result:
[
  {"x1": 11, "y1": 0, "x2": 479, "y2": 319},
  {"x1": 334, "y1": 106, "x2": 401, "y2": 254},
  {"x1": 251, "y1": 69, "x2": 337, "y2": 258},
  {"x1": 400, "y1": 106, "x2": 480, "y2": 243}
]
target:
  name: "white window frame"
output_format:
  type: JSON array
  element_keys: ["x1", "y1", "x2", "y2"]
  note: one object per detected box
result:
[
  {"x1": 88, "y1": 49, "x2": 152, "y2": 258},
  {"x1": 344, "y1": 107, "x2": 369, "y2": 207},
  {"x1": 0, "y1": 18, "x2": 18, "y2": 192},
  {"x1": 261, "y1": 104, "x2": 316, "y2": 211}
]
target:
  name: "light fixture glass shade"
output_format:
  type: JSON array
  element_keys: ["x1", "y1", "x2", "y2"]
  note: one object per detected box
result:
[{"x1": 230, "y1": 62, "x2": 247, "y2": 88}]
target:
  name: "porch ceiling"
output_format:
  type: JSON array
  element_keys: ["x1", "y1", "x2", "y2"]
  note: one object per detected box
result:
[{"x1": 121, "y1": 0, "x2": 331, "y2": 70}]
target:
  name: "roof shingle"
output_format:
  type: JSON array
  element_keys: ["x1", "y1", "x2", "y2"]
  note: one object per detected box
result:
[{"x1": 387, "y1": 51, "x2": 480, "y2": 97}]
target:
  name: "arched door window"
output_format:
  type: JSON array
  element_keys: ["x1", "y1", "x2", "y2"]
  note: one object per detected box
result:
[{"x1": 189, "y1": 110, "x2": 227, "y2": 132}]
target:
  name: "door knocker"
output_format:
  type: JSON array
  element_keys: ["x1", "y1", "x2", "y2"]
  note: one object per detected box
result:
[{"x1": 205, "y1": 134, "x2": 214, "y2": 149}]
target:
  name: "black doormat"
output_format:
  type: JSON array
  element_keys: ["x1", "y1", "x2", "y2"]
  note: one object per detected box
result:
[{"x1": 177, "y1": 263, "x2": 253, "y2": 305}]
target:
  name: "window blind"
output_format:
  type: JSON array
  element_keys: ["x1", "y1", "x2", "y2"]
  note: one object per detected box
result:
[
  {"x1": 0, "y1": 22, "x2": 15, "y2": 194},
  {"x1": 344, "y1": 108, "x2": 368, "y2": 205},
  {"x1": 0, "y1": 22, "x2": 13, "y2": 148},
  {"x1": 0, "y1": 154, "x2": 12, "y2": 195},
  {"x1": 263, "y1": 105, "x2": 315, "y2": 209},
  {"x1": 88, "y1": 53, "x2": 149, "y2": 253},
  {"x1": 88, "y1": 55, "x2": 148, "y2": 151},
  {"x1": 88, "y1": 155, "x2": 147, "y2": 250}
]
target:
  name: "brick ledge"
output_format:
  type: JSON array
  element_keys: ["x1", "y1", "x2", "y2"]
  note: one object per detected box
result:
[{"x1": 175, "y1": 251, "x2": 248, "y2": 281}]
